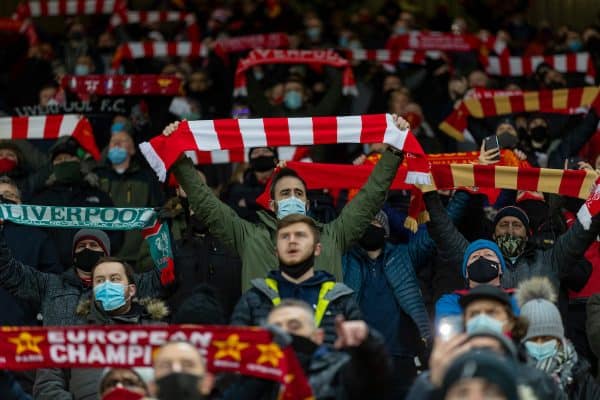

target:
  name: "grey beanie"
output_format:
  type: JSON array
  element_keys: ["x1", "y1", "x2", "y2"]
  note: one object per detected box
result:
[
  {"x1": 72, "y1": 229, "x2": 111, "y2": 255},
  {"x1": 520, "y1": 298, "x2": 564, "y2": 342},
  {"x1": 516, "y1": 277, "x2": 564, "y2": 342},
  {"x1": 374, "y1": 210, "x2": 390, "y2": 236}
]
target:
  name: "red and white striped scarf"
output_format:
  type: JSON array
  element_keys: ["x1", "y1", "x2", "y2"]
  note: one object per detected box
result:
[
  {"x1": 0, "y1": 114, "x2": 100, "y2": 159},
  {"x1": 15, "y1": 0, "x2": 125, "y2": 19},
  {"x1": 183, "y1": 145, "x2": 309, "y2": 165},
  {"x1": 112, "y1": 42, "x2": 208, "y2": 68},
  {"x1": 233, "y1": 49, "x2": 357, "y2": 97},
  {"x1": 484, "y1": 53, "x2": 596, "y2": 84},
  {"x1": 108, "y1": 10, "x2": 200, "y2": 40},
  {"x1": 61, "y1": 74, "x2": 182, "y2": 97},
  {"x1": 343, "y1": 49, "x2": 442, "y2": 65},
  {"x1": 0, "y1": 18, "x2": 38, "y2": 46},
  {"x1": 578, "y1": 177, "x2": 600, "y2": 230},
  {"x1": 213, "y1": 33, "x2": 289, "y2": 54},
  {"x1": 139, "y1": 114, "x2": 428, "y2": 183}
]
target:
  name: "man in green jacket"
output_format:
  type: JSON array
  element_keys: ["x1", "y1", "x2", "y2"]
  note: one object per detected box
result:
[{"x1": 164, "y1": 116, "x2": 408, "y2": 290}]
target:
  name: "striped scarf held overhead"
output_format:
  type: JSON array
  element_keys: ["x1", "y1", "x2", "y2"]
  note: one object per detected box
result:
[
  {"x1": 0, "y1": 114, "x2": 100, "y2": 160},
  {"x1": 233, "y1": 49, "x2": 357, "y2": 97},
  {"x1": 484, "y1": 52, "x2": 596, "y2": 84},
  {"x1": 139, "y1": 114, "x2": 429, "y2": 184},
  {"x1": 14, "y1": 0, "x2": 125, "y2": 19},
  {"x1": 108, "y1": 10, "x2": 200, "y2": 40},
  {"x1": 440, "y1": 87, "x2": 600, "y2": 140},
  {"x1": 112, "y1": 42, "x2": 208, "y2": 68}
]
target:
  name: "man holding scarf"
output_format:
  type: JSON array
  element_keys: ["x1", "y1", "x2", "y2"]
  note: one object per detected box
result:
[
  {"x1": 163, "y1": 116, "x2": 409, "y2": 290},
  {"x1": 0, "y1": 228, "x2": 165, "y2": 327}
]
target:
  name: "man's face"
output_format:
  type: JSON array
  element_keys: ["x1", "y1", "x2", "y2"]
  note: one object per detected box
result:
[
  {"x1": 495, "y1": 123, "x2": 517, "y2": 137},
  {"x1": 39, "y1": 87, "x2": 57, "y2": 107},
  {"x1": 0, "y1": 149, "x2": 18, "y2": 163},
  {"x1": 446, "y1": 378, "x2": 508, "y2": 400},
  {"x1": 267, "y1": 306, "x2": 322, "y2": 344},
  {"x1": 109, "y1": 131, "x2": 135, "y2": 156},
  {"x1": 189, "y1": 72, "x2": 209, "y2": 92},
  {"x1": 249, "y1": 147, "x2": 275, "y2": 160},
  {"x1": 75, "y1": 238, "x2": 104, "y2": 254},
  {"x1": 0, "y1": 183, "x2": 20, "y2": 204},
  {"x1": 276, "y1": 222, "x2": 320, "y2": 266},
  {"x1": 93, "y1": 262, "x2": 130, "y2": 287},
  {"x1": 153, "y1": 342, "x2": 205, "y2": 380},
  {"x1": 272, "y1": 176, "x2": 307, "y2": 205},
  {"x1": 100, "y1": 368, "x2": 147, "y2": 397},
  {"x1": 284, "y1": 81, "x2": 304, "y2": 97},
  {"x1": 494, "y1": 216, "x2": 527, "y2": 239},
  {"x1": 528, "y1": 117, "x2": 547, "y2": 131},
  {"x1": 53, "y1": 153, "x2": 79, "y2": 166},
  {"x1": 468, "y1": 71, "x2": 488, "y2": 88},
  {"x1": 464, "y1": 299, "x2": 512, "y2": 333}
]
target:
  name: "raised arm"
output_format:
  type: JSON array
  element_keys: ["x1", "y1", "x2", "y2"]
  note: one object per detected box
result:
[
  {"x1": 546, "y1": 217, "x2": 600, "y2": 278},
  {"x1": 327, "y1": 148, "x2": 403, "y2": 250},
  {"x1": 0, "y1": 231, "x2": 48, "y2": 308},
  {"x1": 422, "y1": 190, "x2": 470, "y2": 263},
  {"x1": 172, "y1": 155, "x2": 255, "y2": 257}
]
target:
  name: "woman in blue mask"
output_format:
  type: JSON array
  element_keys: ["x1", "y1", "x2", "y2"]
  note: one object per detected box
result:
[{"x1": 517, "y1": 277, "x2": 600, "y2": 399}]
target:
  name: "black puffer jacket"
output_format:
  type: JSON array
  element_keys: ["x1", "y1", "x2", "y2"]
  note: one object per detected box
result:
[{"x1": 230, "y1": 271, "x2": 362, "y2": 347}]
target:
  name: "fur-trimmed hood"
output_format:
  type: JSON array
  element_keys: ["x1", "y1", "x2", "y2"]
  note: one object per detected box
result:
[{"x1": 76, "y1": 297, "x2": 169, "y2": 322}]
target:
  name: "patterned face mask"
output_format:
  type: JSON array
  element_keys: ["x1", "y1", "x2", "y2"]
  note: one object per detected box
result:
[{"x1": 495, "y1": 234, "x2": 526, "y2": 258}]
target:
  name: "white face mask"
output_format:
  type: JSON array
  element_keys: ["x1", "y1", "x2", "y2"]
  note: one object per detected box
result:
[{"x1": 525, "y1": 339, "x2": 558, "y2": 361}]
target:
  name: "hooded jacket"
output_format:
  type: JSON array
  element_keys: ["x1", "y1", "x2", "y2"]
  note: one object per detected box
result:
[
  {"x1": 172, "y1": 148, "x2": 403, "y2": 291},
  {"x1": 230, "y1": 270, "x2": 361, "y2": 346},
  {"x1": 33, "y1": 297, "x2": 168, "y2": 400}
]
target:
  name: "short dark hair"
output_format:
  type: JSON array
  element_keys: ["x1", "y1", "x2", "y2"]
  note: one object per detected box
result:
[
  {"x1": 276, "y1": 214, "x2": 320, "y2": 243},
  {"x1": 91, "y1": 256, "x2": 135, "y2": 285},
  {"x1": 0, "y1": 176, "x2": 21, "y2": 199},
  {"x1": 271, "y1": 298, "x2": 315, "y2": 319},
  {"x1": 270, "y1": 167, "x2": 307, "y2": 199}
]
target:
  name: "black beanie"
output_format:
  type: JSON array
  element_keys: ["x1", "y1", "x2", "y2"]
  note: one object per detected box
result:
[{"x1": 493, "y1": 206, "x2": 530, "y2": 231}]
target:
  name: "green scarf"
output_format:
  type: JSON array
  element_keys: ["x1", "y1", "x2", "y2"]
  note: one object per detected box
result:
[{"x1": 0, "y1": 204, "x2": 174, "y2": 284}]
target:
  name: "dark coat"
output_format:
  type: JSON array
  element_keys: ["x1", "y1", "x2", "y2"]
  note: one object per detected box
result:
[
  {"x1": 230, "y1": 271, "x2": 362, "y2": 347},
  {"x1": 224, "y1": 331, "x2": 392, "y2": 400},
  {"x1": 566, "y1": 358, "x2": 600, "y2": 400},
  {"x1": 423, "y1": 191, "x2": 600, "y2": 291},
  {"x1": 0, "y1": 222, "x2": 63, "y2": 325},
  {"x1": 0, "y1": 233, "x2": 163, "y2": 326},
  {"x1": 33, "y1": 298, "x2": 168, "y2": 400},
  {"x1": 343, "y1": 239, "x2": 433, "y2": 346}
]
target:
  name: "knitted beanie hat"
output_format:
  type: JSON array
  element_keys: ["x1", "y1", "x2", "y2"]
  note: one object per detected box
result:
[
  {"x1": 461, "y1": 239, "x2": 506, "y2": 278},
  {"x1": 72, "y1": 228, "x2": 111, "y2": 255},
  {"x1": 493, "y1": 205, "x2": 530, "y2": 231},
  {"x1": 517, "y1": 277, "x2": 564, "y2": 342}
]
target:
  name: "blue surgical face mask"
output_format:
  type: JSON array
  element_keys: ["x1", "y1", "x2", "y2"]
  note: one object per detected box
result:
[
  {"x1": 94, "y1": 281, "x2": 127, "y2": 311},
  {"x1": 306, "y1": 27, "x2": 321, "y2": 41},
  {"x1": 395, "y1": 27, "x2": 407, "y2": 35},
  {"x1": 276, "y1": 196, "x2": 306, "y2": 219},
  {"x1": 108, "y1": 147, "x2": 128, "y2": 165},
  {"x1": 568, "y1": 40, "x2": 583, "y2": 52},
  {"x1": 338, "y1": 36, "x2": 349, "y2": 48},
  {"x1": 525, "y1": 339, "x2": 558, "y2": 361},
  {"x1": 284, "y1": 91, "x2": 303, "y2": 110},
  {"x1": 466, "y1": 313, "x2": 504, "y2": 334},
  {"x1": 74, "y1": 64, "x2": 90, "y2": 76}
]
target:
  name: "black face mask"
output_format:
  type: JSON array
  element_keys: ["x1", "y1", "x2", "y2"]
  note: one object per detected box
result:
[
  {"x1": 250, "y1": 156, "x2": 276, "y2": 172},
  {"x1": 497, "y1": 131, "x2": 518, "y2": 149},
  {"x1": 358, "y1": 225, "x2": 386, "y2": 251},
  {"x1": 280, "y1": 254, "x2": 314, "y2": 279},
  {"x1": 290, "y1": 334, "x2": 319, "y2": 371},
  {"x1": 467, "y1": 258, "x2": 501, "y2": 283},
  {"x1": 156, "y1": 373, "x2": 205, "y2": 400},
  {"x1": 73, "y1": 248, "x2": 105, "y2": 273},
  {"x1": 529, "y1": 126, "x2": 548, "y2": 143}
]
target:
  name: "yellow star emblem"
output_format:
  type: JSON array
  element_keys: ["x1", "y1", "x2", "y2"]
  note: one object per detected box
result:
[
  {"x1": 213, "y1": 334, "x2": 249, "y2": 361},
  {"x1": 9, "y1": 332, "x2": 44, "y2": 355},
  {"x1": 256, "y1": 343, "x2": 283, "y2": 367}
]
